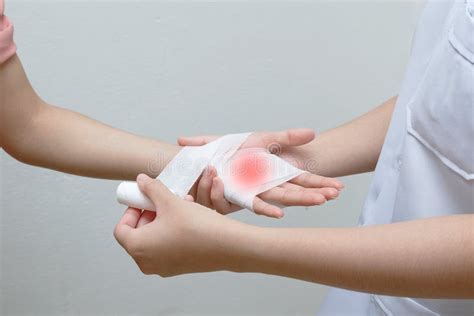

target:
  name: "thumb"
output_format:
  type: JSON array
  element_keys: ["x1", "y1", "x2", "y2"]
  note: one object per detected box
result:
[
  {"x1": 241, "y1": 129, "x2": 315, "y2": 150},
  {"x1": 136, "y1": 174, "x2": 176, "y2": 211},
  {"x1": 177, "y1": 135, "x2": 219, "y2": 146},
  {"x1": 264, "y1": 129, "x2": 315, "y2": 148}
]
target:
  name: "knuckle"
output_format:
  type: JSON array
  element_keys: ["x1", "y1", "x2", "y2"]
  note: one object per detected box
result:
[
  {"x1": 143, "y1": 179, "x2": 154, "y2": 192},
  {"x1": 113, "y1": 225, "x2": 122, "y2": 242},
  {"x1": 215, "y1": 206, "x2": 226, "y2": 214},
  {"x1": 281, "y1": 190, "x2": 290, "y2": 204},
  {"x1": 286, "y1": 130, "x2": 296, "y2": 144},
  {"x1": 314, "y1": 195, "x2": 326, "y2": 205},
  {"x1": 301, "y1": 173, "x2": 311, "y2": 185},
  {"x1": 137, "y1": 262, "x2": 154, "y2": 275},
  {"x1": 283, "y1": 130, "x2": 292, "y2": 145}
]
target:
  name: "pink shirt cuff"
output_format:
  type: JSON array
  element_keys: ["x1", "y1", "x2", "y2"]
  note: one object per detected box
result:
[{"x1": 0, "y1": 0, "x2": 16, "y2": 64}]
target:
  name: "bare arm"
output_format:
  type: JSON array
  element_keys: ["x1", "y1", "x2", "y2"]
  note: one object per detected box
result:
[
  {"x1": 0, "y1": 55, "x2": 333, "y2": 216},
  {"x1": 237, "y1": 214, "x2": 473, "y2": 298},
  {"x1": 0, "y1": 54, "x2": 179, "y2": 179},
  {"x1": 290, "y1": 97, "x2": 397, "y2": 177},
  {"x1": 113, "y1": 179, "x2": 474, "y2": 298}
]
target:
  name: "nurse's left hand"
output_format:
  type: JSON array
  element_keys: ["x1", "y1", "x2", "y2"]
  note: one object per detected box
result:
[
  {"x1": 179, "y1": 129, "x2": 344, "y2": 218},
  {"x1": 114, "y1": 174, "x2": 249, "y2": 277}
]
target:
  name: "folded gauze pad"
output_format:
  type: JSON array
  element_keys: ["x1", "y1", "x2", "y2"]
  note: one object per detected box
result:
[{"x1": 116, "y1": 132, "x2": 304, "y2": 212}]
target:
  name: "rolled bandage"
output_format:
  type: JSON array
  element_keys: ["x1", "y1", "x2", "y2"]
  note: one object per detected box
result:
[{"x1": 116, "y1": 132, "x2": 304, "y2": 212}]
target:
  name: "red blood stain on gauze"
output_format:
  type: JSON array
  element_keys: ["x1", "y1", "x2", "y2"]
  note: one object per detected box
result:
[{"x1": 225, "y1": 148, "x2": 271, "y2": 189}]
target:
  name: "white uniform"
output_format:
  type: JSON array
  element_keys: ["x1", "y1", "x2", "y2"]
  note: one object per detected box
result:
[{"x1": 318, "y1": 0, "x2": 473, "y2": 315}]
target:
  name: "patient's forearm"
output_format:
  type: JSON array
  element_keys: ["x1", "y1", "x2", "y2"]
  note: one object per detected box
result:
[
  {"x1": 18, "y1": 103, "x2": 179, "y2": 179},
  {"x1": 1, "y1": 55, "x2": 179, "y2": 180},
  {"x1": 291, "y1": 97, "x2": 396, "y2": 177}
]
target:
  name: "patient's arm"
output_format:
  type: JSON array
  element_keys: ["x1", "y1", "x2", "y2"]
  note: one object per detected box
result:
[
  {"x1": 0, "y1": 54, "x2": 337, "y2": 216},
  {"x1": 0, "y1": 54, "x2": 178, "y2": 180}
]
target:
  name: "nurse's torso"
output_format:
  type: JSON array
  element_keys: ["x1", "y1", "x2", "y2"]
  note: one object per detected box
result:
[{"x1": 318, "y1": 0, "x2": 473, "y2": 315}]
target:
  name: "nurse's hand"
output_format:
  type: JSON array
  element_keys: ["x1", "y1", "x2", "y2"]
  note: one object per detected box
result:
[
  {"x1": 179, "y1": 129, "x2": 344, "y2": 218},
  {"x1": 114, "y1": 174, "x2": 250, "y2": 276}
]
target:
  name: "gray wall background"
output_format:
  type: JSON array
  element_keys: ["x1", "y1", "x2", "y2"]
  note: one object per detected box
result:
[{"x1": 1, "y1": 1, "x2": 421, "y2": 315}]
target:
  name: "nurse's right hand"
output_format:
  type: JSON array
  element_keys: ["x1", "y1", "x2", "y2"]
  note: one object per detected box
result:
[{"x1": 113, "y1": 174, "x2": 252, "y2": 277}]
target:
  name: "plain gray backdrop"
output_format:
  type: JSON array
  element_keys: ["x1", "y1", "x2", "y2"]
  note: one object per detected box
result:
[{"x1": 1, "y1": 1, "x2": 422, "y2": 315}]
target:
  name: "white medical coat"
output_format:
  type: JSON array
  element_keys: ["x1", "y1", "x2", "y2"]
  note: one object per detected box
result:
[{"x1": 318, "y1": 1, "x2": 474, "y2": 315}]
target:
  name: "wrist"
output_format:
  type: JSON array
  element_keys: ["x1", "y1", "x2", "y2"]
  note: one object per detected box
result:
[
  {"x1": 146, "y1": 143, "x2": 181, "y2": 177},
  {"x1": 222, "y1": 223, "x2": 276, "y2": 274},
  {"x1": 288, "y1": 140, "x2": 320, "y2": 174}
]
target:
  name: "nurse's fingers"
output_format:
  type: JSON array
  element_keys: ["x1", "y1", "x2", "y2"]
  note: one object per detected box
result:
[
  {"x1": 312, "y1": 187, "x2": 339, "y2": 200},
  {"x1": 290, "y1": 172, "x2": 344, "y2": 190},
  {"x1": 253, "y1": 197, "x2": 284, "y2": 219},
  {"x1": 279, "y1": 182, "x2": 339, "y2": 200},
  {"x1": 249, "y1": 129, "x2": 315, "y2": 150},
  {"x1": 117, "y1": 207, "x2": 141, "y2": 228},
  {"x1": 114, "y1": 207, "x2": 141, "y2": 248},
  {"x1": 178, "y1": 135, "x2": 219, "y2": 146},
  {"x1": 178, "y1": 129, "x2": 315, "y2": 150},
  {"x1": 259, "y1": 186, "x2": 326, "y2": 206},
  {"x1": 136, "y1": 210, "x2": 156, "y2": 228}
]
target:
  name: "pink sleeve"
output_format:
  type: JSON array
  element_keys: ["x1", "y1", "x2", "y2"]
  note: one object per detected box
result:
[{"x1": 0, "y1": 0, "x2": 16, "y2": 64}]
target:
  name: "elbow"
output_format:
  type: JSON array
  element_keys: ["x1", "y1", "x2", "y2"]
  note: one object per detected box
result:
[
  {"x1": 2, "y1": 98, "x2": 49, "y2": 165},
  {"x1": 1, "y1": 54, "x2": 48, "y2": 162}
]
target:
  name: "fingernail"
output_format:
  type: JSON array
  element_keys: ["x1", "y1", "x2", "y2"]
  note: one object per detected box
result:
[{"x1": 137, "y1": 173, "x2": 149, "y2": 184}]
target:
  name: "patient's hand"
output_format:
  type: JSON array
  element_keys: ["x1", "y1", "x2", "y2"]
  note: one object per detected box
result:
[{"x1": 178, "y1": 129, "x2": 344, "y2": 218}]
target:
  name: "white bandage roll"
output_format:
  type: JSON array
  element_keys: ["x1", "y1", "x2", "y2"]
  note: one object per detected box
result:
[
  {"x1": 116, "y1": 132, "x2": 304, "y2": 212},
  {"x1": 116, "y1": 181, "x2": 155, "y2": 211}
]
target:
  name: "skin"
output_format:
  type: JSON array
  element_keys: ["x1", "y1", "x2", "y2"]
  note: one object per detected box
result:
[
  {"x1": 283, "y1": 96, "x2": 397, "y2": 177},
  {"x1": 115, "y1": 97, "x2": 474, "y2": 298},
  {"x1": 180, "y1": 96, "x2": 397, "y2": 179},
  {"x1": 0, "y1": 53, "x2": 342, "y2": 215},
  {"x1": 184, "y1": 131, "x2": 344, "y2": 217},
  {"x1": 0, "y1": 55, "x2": 177, "y2": 180},
  {"x1": 179, "y1": 97, "x2": 395, "y2": 213}
]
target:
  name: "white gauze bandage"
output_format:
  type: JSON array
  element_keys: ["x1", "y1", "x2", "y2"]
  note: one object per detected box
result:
[{"x1": 116, "y1": 132, "x2": 304, "y2": 212}]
